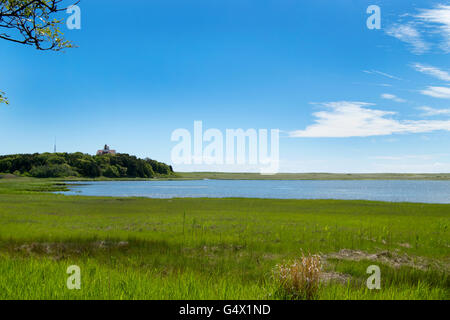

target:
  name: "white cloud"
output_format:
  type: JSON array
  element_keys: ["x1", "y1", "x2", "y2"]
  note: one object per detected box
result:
[
  {"x1": 420, "y1": 86, "x2": 450, "y2": 99},
  {"x1": 289, "y1": 101, "x2": 450, "y2": 138},
  {"x1": 419, "y1": 106, "x2": 450, "y2": 116},
  {"x1": 416, "y1": 4, "x2": 450, "y2": 52},
  {"x1": 385, "y1": 4, "x2": 450, "y2": 54},
  {"x1": 381, "y1": 93, "x2": 406, "y2": 103},
  {"x1": 371, "y1": 154, "x2": 437, "y2": 161},
  {"x1": 385, "y1": 23, "x2": 430, "y2": 54},
  {"x1": 363, "y1": 70, "x2": 402, "y2": 80},
  {"x1": 412, "y1": 63, "x2": 450, "y2": 81},
  {"x1": 371, "y1": 162, "x2": 450, "y2": 173}
]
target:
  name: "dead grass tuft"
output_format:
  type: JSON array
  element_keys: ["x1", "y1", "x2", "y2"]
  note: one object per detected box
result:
[{"x1": 273, "y1": 252, "x2": 322, "y2": 300}]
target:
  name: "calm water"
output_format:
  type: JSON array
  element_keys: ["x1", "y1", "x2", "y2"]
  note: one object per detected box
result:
[{"x1": 58, "y1": 180, "x2": 450, "y2": 203}]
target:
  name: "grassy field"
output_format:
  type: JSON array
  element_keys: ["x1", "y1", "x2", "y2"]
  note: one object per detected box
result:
[
  {"x1": 175, "y1": 172, "x2": 450, "y2": 180},
  {"x1": 11, "y1": 172, "x2": 449, "y2": 181},
  {"x1": 0, "y1": 177, "x2": 448, "y2": 299}
]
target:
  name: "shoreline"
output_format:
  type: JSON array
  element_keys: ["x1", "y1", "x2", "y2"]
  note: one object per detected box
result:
[{"x1": 60, "y1": 172, "x2": 450, "y2": 181}]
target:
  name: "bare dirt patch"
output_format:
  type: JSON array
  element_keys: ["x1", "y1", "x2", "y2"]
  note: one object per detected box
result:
[
  {"x1": 320, "y1": 271, "x2": 351, "y2": 284},
  {"x1": 93, "y1": 240, "x2": 129, "y2": 249},
  {"x1": 13, "y1": 240, "x2": 130, "y2": 259},
  {"x1": 0, "y1": 174, "x2": 19, "y2": 179},
  {"x1": 323, "y1": 249, "x2": 447, "y2": 271}
]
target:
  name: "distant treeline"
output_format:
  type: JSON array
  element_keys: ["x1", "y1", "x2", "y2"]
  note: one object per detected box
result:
[{"x1": 0, "y1": 153, "x2": 174, "y2": 178}]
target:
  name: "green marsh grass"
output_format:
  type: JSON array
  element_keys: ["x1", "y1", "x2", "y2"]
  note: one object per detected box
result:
[{"x1": 0, "y1": 178, "x2": 448, "y2": 299}]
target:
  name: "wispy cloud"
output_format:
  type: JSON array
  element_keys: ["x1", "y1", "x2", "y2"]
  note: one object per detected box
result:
[
  {"x1": 418, "y1": 106, "x2": 450, "y2": 116},
  {"x1": 363, "y1": 70, "x2": 402, "y2": 80},
  {"x1": 385, "y1": 23, "x2": 430, "y2": 54},
  {"x1": 381, "y1": 93, "x2": 406, "y2": 103},
  {"x1": 412, "y1": 63, "x2": 450, "y2": 81},
  {"x1": 416, "y1": 4, "x2": 450, "y2": 52},
  {"x1": 385, "y1": 4, "x2": 450, "y2": 54},
  {"x1": 420, "y1": 86, "x2": 450, "y2": 99},
  {"x1": 289, "y1": 101, "x2": 450, "y2": 138},
  {"x1": 370, "y1": 154, "x2": 437, "y2": 161},
  {"x1": 371, "y1": 161, "x2": 450, "y2": 173}
]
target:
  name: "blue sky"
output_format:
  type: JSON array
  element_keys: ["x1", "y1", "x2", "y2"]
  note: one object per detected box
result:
[{"x1": 1, "y1": 0, "x2": 450, "y2": 173}]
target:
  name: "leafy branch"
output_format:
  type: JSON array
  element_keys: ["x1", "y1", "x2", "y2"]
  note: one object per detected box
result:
[
  {"x1": 0, "y1": 0, "x2": 78, "y2": 104},
  {"x1": 0, "y1": 91, "x2": 8, "y2": 104},
  {"x1": 0, "y1": 0, "x2": 78, "y2": 51}
]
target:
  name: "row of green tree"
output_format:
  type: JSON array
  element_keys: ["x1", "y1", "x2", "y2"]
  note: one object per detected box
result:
[{"x1": 0, "y1": 153, "x2": 174, "y2": 178}]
